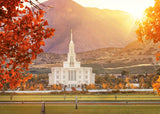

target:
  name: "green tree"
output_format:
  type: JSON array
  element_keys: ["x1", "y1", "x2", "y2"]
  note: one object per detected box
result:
[{"x1": 121, "y1": 70, "x2": 129, "y2": 77}]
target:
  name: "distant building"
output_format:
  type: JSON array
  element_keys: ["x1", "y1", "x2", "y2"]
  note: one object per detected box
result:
[
  {"x1": 110, "y1": 74, "x2": 122, "y2": 78},
  {"x1": 126, "y1": 83, "x2": 139, "y2": 88},
  {"x1": 48, "y1": 30, "x2": 95, "y2": 87}
]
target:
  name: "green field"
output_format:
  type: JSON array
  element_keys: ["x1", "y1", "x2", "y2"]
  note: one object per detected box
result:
[
  {"x1": 0, "y1": 94, "x2": 160, "y2": 101},
  {"x1": 0, "y1": 105, "x2": 160, "y2": 114}
]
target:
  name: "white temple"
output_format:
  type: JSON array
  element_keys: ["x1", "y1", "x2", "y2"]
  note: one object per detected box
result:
[{"x1": 48, "y1": 30, "x2": 95, "y2": 87}]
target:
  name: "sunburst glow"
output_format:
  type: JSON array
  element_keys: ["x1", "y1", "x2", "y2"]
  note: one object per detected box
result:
[{"x1": 74, "y1": 0, "x2": 155, "y2": 19}]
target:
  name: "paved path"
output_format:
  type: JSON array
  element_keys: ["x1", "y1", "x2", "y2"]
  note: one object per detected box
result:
[
  {"x1": 1, "y1": 101, "x2": 160, "y2": 105},
  {"x1": 105, "y1": 64, "x2": 154, "y2": 70}
]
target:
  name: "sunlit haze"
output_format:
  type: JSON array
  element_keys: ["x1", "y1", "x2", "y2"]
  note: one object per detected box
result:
[
  {"x1": 38, "y1": 0, "x2": 155, "y2": 19},
  {"x1": 73, "y1": 0, "x2": 155, "y2": 19}
]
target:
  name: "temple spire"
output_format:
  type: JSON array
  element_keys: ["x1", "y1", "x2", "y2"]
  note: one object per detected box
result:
[
  {"x1": 63, "y1": 29, "x2": 80, "y2": 68},
  {"x1": 70, "y1": 29, "x2": 73, "y2": 43},
  {"x1": 69, "y1": 29, "x2": 75, "y2": 54}
]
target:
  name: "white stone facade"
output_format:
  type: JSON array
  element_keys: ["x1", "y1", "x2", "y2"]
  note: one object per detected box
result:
[{"x1": 48, "y1": 30, "x2": 95, "y2": 87}]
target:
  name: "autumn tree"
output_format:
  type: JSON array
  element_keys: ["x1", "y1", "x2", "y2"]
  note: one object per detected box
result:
[
  {"x1": 119, "y1": 83, "x2": 124, "y2": 89},
  {"x1": 30, "y1": 86, "x2": 34, "y2": 91},
  {"x1": 91, "y1": 84, "x2": 96, "y2": 89},
  {"x1": 130, "y1": 84, "x2": 137, "y2": 89},
  {"x1": 26, "y1": 83, "x2": 30, "y2": 90},
  {"x1": 87, "y1": 84, "x2": 96, "y2": 89},
  {"x1": 121, "y1": 70, "x2": 129, "y2": 77},
  {"x1": 114, "y1": 84, "x2": 119, "y2": 89},
  {"x1": 152, "y1": 76, "x2": 160, "y2": 95},
  {"x1": 139, "y1": 76, "x2": 145, "y2": 89},
  {"x1": 136, "y1": 0, "x2": 160, "y2": 60},
  {"x1": 57, "y1": 85, "x2": 62, "y2": 90},
  {"x1": 95, "y1": 75, "x2": 106, "y2": 84},
  {"x1": 0, "y1": 0, "x2": 55, "y2": 90},
  {"x1": 20, "y1": 83, "x2": 26, "y2": 90},
  {"x1": 102, "y1": 83, "x2": 106, "y2": 89},
  {"x1": 52, "y1": 84, "x2": 57, "y2": 90},
  {"x1": 34, "y1": 84, "x2": 37, "y2": 90},
  {"x1": 156, "y1": 68, "x2": 160, "y2": 75},
  {"x1": 39, "y1": 83, "x2": 44, "y2": 90},
  {"x1": 125, "y1": 77, "x2": 130, "y2": 88}
]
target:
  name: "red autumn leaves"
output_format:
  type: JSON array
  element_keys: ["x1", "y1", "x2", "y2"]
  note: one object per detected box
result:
[{"x1": 0, "y1": 0, "x2": 55, "y2": 90}]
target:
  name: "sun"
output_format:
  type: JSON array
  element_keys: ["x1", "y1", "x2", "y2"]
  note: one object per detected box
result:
[
  {"x1": 129, "y1": 10, "x2": 145, "y2": 20},
  {"x1": 73, "y1": 0, "x2": 155, "y2": 20}
]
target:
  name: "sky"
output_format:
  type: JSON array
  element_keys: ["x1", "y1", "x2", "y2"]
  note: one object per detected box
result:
[
  {"x1": 73, "y1": 0, "x2": 155, "y2": 19},
  {"x1": 38, "y1": 0, "x2": 155, "y2": 19}
]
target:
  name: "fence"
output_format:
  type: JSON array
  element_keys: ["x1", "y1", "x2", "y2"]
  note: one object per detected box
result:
[
  {"x1": 0, "y1": 94, "x2": 159, "y2": 102},
  {"x1": 0, "y1": 89, "x2": 154, "y2": 94},
  {"x1": 0, "y1": 94, "x2": 160, "y2": 114}
]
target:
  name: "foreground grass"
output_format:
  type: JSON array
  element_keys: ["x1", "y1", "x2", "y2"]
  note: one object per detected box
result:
[
  {"x1": 0, "y1": 94, "x2": 160, "y2": 101},
  {"x1": 0, "y1": 105, "x2": 160, "y2": 114},
  {"x1": 46, "y1": 105, "x2": 160, "y2": 114},
  {"x1": 0, "y1": 105, "x2": 41, "y2": 114}
]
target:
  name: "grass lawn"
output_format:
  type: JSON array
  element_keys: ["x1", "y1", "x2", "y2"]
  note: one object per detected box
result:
[
  {"x1": 46, "y1": 105, "x2": 160, "y2": 114},
  {"x1": 0, "y1": 94, "x2": 160, "y2": 101},
  {"x1": 0, "y1": 105, "x2": 160, "y2": 114},
  {"x1": 0, "y1": 105, "x2": 41, "y2": 114}
]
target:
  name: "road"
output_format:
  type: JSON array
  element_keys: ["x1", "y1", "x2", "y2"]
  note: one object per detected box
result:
[
  {"x1": 1, "y1": 101, "x2": 160, "y2": 105},
  {"x1": 105, "y1": 64, "x2": 154, "y2": 70}
]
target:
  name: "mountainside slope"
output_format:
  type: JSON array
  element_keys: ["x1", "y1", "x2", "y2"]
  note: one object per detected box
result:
[
  {"x1": 33, "y1": 40, "x2": 160, "y2": 67},
  {"x1": 41, "y1": 0, "x2": 137, "y2": 53},
  {"x1": 34, "y1": 47, "x2": 121, "y2": 65},
  {"x1": 107, "y1": 40, "x2": 160, "y2": 65}
]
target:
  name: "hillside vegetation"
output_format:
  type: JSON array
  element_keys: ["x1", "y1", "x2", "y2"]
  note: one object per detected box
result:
[{"x1": 30, "y1": 40, "x2": 160, "y2": 74}]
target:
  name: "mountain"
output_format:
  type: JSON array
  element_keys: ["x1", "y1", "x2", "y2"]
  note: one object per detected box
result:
[
  {"x1": 41, "y1": 0, "x2": 137, "y2": 53},
  {"x1": 34, "y1": 47, "x2": 122, "y2": 65},
  {"x1": 32, "y1": 40, "x2": 160, "y2": 67},
  {"x1": 107, "y1": 40, "x2": 160, "y2": 65}
]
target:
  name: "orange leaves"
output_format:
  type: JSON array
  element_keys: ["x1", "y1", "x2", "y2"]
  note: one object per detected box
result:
[
  {"x1": 157, "y1": 78, "x2": 160, "y2": 83},
  {"x1": 39, "y1": 84, "x2": 44, "y2": 90},
  {"x1": 44, "y1": 20, "x2": 48, "y2": 26},
  {"x1": 1, "y1": 61, "x2": 5, "y2": 65},
  {"x1": 10, "y1": 59, "x2": 13, "y2": 64},
  {"x1": 39, "y1": 40, "x2": 45, "y2": 46},
  {"x1": 52, "y1": 84, "x2": 62, "y2": 90},
  {"x1": 156, "y1": 53, "x2": 160, "y2": 61},
  {"x1": 52, "y1": 84, "x2": 57, "y2": 90},
  {"x1": 28, "y1": 74, "x2": 33, "y2": 79},
  {"x1": 31, "y1": 54, "x2": 37, "y2": 60},
  {"x1": 0, "y1": 83, "x2": 3, "y2": 90},
  {"x1": 57, "y1": 85, "x2": 62, "y2": 90},
  {"x1": 30, "y1": 86, "x2": 34, "y2": 91},
  {"x1": 0, "y1": 0, "x2": 55, "y2": 90},
  {"x1": 152, "y1": 76, "x2": 160, "y2": 95},
  {"x1": 23, "y1": 74, "x2": 32, "y2": 83},
  {"x1": 136, "y1": 1, "x2": 160, "y2": 61},
  {"x1": 114, "y1": 84, "x2": 119, "y2": 89},
  {"x1": 119, "y1": 83, "x2": 124, "y2": 89},
  {"x1": 102, "y1": 83, "x2": 106, "y2": 89},
  {"x1": 87, "y1": 84, "x2": 96, "y2": 89},
  {"x1": 39, "y1": 10, "x2": 45, "y2": 16},
  {"x1": 20, "y1": 4, "x2": 24, "y2": 8}
]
